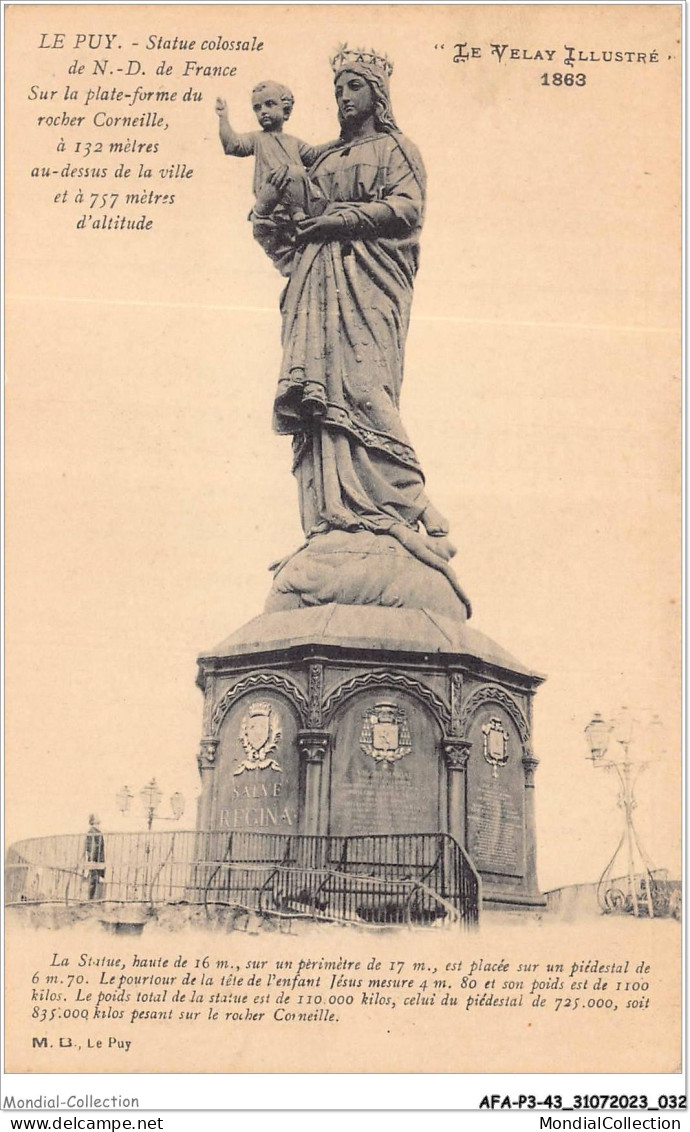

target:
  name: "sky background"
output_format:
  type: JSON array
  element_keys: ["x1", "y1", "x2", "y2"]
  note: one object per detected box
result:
[{"x1": 6, "y1": 4, "x2": 681, "y2": 892}]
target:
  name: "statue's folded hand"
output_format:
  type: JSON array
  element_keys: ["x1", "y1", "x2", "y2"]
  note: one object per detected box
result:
[{"x1": 294, "y1": 214, "x2": 346, "y2": 243}]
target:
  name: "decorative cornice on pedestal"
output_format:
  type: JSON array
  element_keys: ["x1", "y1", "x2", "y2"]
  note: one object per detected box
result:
[
  {"x1": 211, "y1": 672, "x2": 309, "y2": 733},
  {"x1": 322, "y1": 670, "x2": 451, "y2": 730},
  {"x1": 442, "y1": 738, "x2": 472, "y2": 770},
  {"x1": 297, "y1": 730, "x2": 331, "y2": 764},
  {"x1": 198, "y1": 737, "x2": 220, "y2": 771},
  {"x1": 522, "y1": 747, "x2": 540, "y2": 787},
  {"x1": 458, "y1": 683, "x2": 530, "y2": 744}
]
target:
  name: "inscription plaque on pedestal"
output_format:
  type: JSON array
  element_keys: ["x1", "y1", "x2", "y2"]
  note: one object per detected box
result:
[
  {"x1": 213, "y1": 693, "x2": 300, "y2": 831},
  {"x1": 328, "y1": 692, "x2": 440, "y2": 836},
  {"x1": 466, "y1": 703, "x2": 526, "y2": 878},
  {"x1": 468, "y1": 781, "x2": 523, "y2": 875}
]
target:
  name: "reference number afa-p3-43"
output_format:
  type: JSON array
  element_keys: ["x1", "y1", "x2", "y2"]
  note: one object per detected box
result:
[{"x1": 478, "y1": 1096, "x2": 688, "y2": 1110}]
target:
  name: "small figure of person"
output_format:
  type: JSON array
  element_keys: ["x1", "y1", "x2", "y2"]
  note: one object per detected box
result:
[
  {"x1": 215, "y1": 81, "x2": 331, "y2": 223},
  {"x1": 84, "y1": 814, "x2": 105, "y2": 901}
]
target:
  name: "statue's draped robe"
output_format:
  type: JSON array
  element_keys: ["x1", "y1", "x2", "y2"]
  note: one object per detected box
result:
[{"x1": 254, "y1": 131, "x2": 435, "y2": 545}]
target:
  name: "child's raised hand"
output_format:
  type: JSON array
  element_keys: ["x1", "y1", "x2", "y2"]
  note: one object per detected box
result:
[{"x1": 215, "y1": 97, "x2": 227, "y2": 116}]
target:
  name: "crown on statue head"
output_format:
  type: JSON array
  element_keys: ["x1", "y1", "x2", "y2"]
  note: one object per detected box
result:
[{"x1": 330, "y1": 42, "x2": 394, "y2": 78}]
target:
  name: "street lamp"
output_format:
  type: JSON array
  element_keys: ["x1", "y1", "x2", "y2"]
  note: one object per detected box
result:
[
  {"x1": 117, "y1": 778, "x2": 185, "y2": 830},
  {"x1": 116, "y1": 779, "x2": 186, "y2": 908},
  {"x1": 584, "y1": 708, "x2": 662, "y2": 917},
  {"x1": 584, "y1": 712, "x2": 612, "y2": 761},
  {"x1": 116, "y1": 785, "x2": 134, "y2": 816}
]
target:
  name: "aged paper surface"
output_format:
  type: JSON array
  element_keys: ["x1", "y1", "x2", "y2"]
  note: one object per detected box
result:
[{"x1": 4, "y1": 1, "x2": 682, "y2": 1086}]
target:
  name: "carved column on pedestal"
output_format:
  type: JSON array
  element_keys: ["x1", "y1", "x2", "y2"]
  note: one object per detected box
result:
[
  {"x1": 197, "y1": 737, "x2": 220, "y2": 830},
  {"x1": 443, "y1": 670, "x2": 470, "y2": 846},
  {"x1": 522, "y1": 746, "x2": 540, "y2": 892},
  {"x1": 443, "y1": 739, "x2": 472, "y2": 847},
  {"x1": 298, "y1": 730, "x2": 331, "y2": 835},
  {"x1": 450, "y1": 671, "x2": 463, "y2": 737},
  {"x1": 307, "y1": 663, "x2": 324, "y2": 728}
]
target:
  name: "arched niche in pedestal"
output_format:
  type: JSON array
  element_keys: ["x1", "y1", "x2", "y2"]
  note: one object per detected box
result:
[
  {"x1": 462, "y1": 687, "x2": 530, "y2": 883},
  {"x1": 325, "y1": 684, "x2": 445, "y2": 837},
  {"x1": 211, "y1": 690, "x2": 302, "y2": 834}
]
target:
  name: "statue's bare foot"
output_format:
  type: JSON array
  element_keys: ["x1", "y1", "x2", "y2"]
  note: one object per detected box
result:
[{"x1": 420, "y1": 502, "x2": 450, "y2": 537}]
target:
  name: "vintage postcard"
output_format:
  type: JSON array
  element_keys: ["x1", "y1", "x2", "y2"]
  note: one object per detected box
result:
[{"x1": 3, "y1": 0, "x2": 683, "y2": 1093}]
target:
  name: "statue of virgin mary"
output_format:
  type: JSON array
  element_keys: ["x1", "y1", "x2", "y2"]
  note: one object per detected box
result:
[{"x1": 251, "y1": 45, "x2": 471, "y2": 619}]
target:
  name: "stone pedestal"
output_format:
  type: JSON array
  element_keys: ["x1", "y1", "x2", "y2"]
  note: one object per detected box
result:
[{"x1": 196, "y1": 604, "x2": 546, "y2": 913}]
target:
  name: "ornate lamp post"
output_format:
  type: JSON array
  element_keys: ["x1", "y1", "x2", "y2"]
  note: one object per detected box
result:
[
  {"x1": 584, "y1": 708, "x2": 663, "y2": 917},
  {"x1": 117, "y1": 778, "x2": 185, "y2": 830},
  {"x1": 116, "y1": 779, "x2": 185, "y2": 907}
]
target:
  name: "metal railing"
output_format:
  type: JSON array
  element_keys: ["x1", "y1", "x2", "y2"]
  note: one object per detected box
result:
[{"x1": 5, "y1": 830, "x2": 481, "y2": 928}]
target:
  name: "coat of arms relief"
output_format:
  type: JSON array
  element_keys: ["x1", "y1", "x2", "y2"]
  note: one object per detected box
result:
[
  {"x1": 482, "y1": 716, "x2": 510, "y2": 778},
  {"x1": 234, "y1": 701, "x2": 283, "y2": 775},
  {"x1": 360, "y1": 701, "x2": 412, "y2": 764}
]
